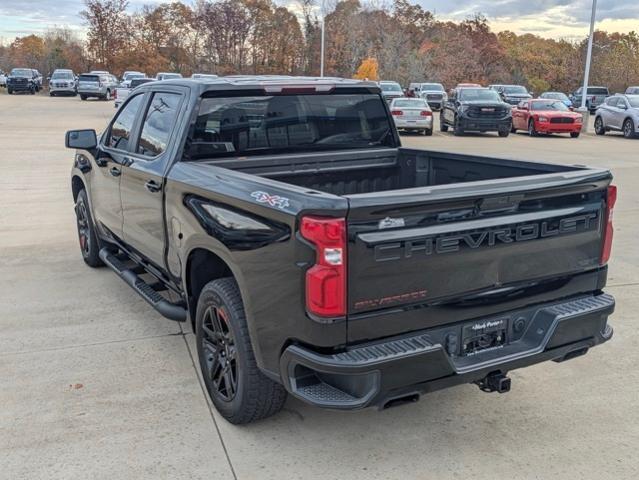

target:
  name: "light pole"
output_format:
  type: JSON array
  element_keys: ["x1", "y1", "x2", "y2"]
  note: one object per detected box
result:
[
  {"x1": 320, "y1": 16, "x2": 325, "y2": 77},
  {"x1": 578, "y1": 0, "x2": 597, "y2": 131}
]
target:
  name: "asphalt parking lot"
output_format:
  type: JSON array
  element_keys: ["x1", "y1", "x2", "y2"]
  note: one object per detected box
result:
[{"x1": 1, "y1": 93, "x2": 638, "y2": 480}]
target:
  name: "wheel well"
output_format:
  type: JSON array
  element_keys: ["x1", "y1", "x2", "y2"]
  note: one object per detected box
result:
[
  {"x1": 186, "y1": 248, "x2": 233, "y2": 327},
  {"x1": 71, "y1": 176, "x2": 85, "y2": 202}
]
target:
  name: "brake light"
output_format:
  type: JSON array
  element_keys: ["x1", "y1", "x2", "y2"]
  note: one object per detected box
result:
[
  {"x1": 420, "y1": 110, "x2": 432, "y2": 117},
  {"x1": 391, "y1": 110, "x2": 403, "y2": 116},
  {"x1": 600, "y1": 185, "x2": 617, "y2": 265},
  {"x1": 300, "y1": 216, "x2": 347, "y2": 317}
]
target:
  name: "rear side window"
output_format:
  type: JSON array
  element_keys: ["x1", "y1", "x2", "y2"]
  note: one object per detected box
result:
[
  {"x1": 137, "y1": 92, "x2": 181, "y2": 157},
  {"x1": 107, "y1": 94, "x2": 144, "y2": 151},
  {"x1": 79, "y1": 75, "x2": 98, "y2": 82}
]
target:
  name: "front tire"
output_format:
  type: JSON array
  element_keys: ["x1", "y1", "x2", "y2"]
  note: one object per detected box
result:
[
  {"x1": 570, "y1": 132, "x2": 581, "y2": 138},
  {"x1": 196, "y1": 278, "x2": 287, "y2": 424},
  {"x1": 75, "y1": 189, "x2": 103, "y2": 268},
  {"x1": 440, "y1": 114, "x2": 449, "y2": 132},
  {"x1": 623, "y1": 118, "x2": 636, "y2": 139},
  {"x1": 528, "y1": 119, "x2": 538, "y2": 137},
  {"x1": 453, "y1": 117, "x2": 464, "y2": 136},
  {"x1": 80, "y1": 94, "x2": 87, "y2": 101},
  {"x1": 498, "y1": 128, "x2": 510, "y2": 138}
]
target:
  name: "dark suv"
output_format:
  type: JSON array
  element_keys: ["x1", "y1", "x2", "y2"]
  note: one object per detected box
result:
[
  {"x1": 441, "y1": 87, "x2": 512, "y2": 136},
  {"x1": 6, "y1": 68, "x2": 39, "y2": 94}
]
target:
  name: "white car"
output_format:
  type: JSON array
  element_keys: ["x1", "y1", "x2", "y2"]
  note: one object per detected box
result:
[
  {"x1": 114, "y1": 77, "x2": 154, "y2": 108},
  {"x1": 389, "y1": 98, "x2": 433, "y2": 135},
  {"x1": 156, "y1": 72, "x2": 183, "y2": 81},
  {"x1": 191, "y1": 73, "x2": 218, "y2": 80},
  {"x1": 0, "y1": 72, "x2": 6, "y2": 87}
]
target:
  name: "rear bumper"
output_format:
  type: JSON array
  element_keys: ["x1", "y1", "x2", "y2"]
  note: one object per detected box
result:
[
  {"x1": 280, "y1": 293, "x2": 614, "y2": 410},
  {"x1": 394, "y1": 118, "x2": 433, "y2": 130}
]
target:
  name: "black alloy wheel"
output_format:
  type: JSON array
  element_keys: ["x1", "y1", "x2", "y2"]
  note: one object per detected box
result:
[{"x1": 200, "y1": 305, "x2": 238, "y2": 402}]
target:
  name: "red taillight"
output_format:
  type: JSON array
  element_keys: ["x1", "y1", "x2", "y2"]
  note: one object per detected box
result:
[
  {"x1": 600, "y1": 185, "x2": 617, "y2": 265},
  {"x1": 300, "y1": 216, "x2": 347, "y2": 317},
  {"x1": 391, "y1": 110, "x2": 403, "y2": 116},
  {"x1": 420, "y1": 110, "x2": 432, "y2": 117}
]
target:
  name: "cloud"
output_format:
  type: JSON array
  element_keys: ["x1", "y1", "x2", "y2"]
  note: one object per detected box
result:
[{"x1": 1, "y1": 0, "x2": 638, "y2": 40}]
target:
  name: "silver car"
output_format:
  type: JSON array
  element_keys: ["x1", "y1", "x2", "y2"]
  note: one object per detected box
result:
[
  {"x1": 594, "y1": 94, "x2": 639, "y2": 139},
  {"x1": 49, "y1": 69, "x2": 77, "y2": 96},
  {"x1": 390, "y1": 98, "x2": 433, "y2": 135},
  {"x1": 77, "y1": 72, "x2": 118, "y2": 100}
]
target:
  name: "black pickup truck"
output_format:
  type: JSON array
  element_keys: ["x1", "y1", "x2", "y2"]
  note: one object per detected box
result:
[
  {"x1": 441, "y1": 87, "x2": 513, "y2": 136},
  {"x1": 67, "y1": 76, "x2": 616, "y2": 424}
]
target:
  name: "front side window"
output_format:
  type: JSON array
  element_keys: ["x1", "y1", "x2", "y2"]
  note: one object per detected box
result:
[
  {"x1": 190, "y1": 93, "x2": 394, "y2": 159},
  {"x1": 137, "y1": 93, "x2": 181, "y2": 157},
  {"x1": 107, "y1": 94, "x2": 144, "y2": 151}
]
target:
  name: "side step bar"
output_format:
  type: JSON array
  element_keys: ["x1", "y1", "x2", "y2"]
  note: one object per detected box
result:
[{"x1": 99, "y1": 248, "x2": 187, "y2": 322}]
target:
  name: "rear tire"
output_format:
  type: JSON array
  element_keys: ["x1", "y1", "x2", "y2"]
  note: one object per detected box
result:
[
  {"x1": 424, "y1": 128, "x2": 433, "y2": 136},
  {"x1": 196, "y1": 278, "x2": 287, "y2": 424},
  {"x1": 498, "y1": 129, "x2": 510, "y2": 138},
  {"x1": 80, "y1": 94, "x2": 87, "y2": 101},
  {"x1": 75, "y1": 189, "x2": 103, "y2": 268},
  {"x1": 7, "y1": 88, "x2": 12, "y2": 94},
  {"x1": 623, "y1": 118, "x2": 636, "y2": 139},
  {"x1": 594, "y1": 116, "x2": 605, "y2": 135}
]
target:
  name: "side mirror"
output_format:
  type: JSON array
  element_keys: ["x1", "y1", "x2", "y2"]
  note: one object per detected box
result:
[{"x1": 66, "y1": 129, "x2": 97, "y2": 150}]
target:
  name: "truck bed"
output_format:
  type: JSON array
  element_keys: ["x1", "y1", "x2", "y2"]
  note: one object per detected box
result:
[{"x1": 207, "y1": 148, "x2": 579, "y2": 196}]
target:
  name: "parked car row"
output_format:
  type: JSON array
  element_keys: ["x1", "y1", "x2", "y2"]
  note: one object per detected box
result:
[
  {"x1": 1, "y1": 67, "x2": 217, "y2": 100},
  {"x1": 386, "y1": 79, "x2": 639, "y2": 139}
]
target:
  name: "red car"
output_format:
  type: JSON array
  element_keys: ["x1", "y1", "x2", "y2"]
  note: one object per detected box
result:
[{"x1": 512, "y1": 99, "x2": 583, "y2": 137}]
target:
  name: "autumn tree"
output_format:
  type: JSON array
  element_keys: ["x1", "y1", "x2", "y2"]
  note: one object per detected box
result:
[
  {"x1": 353, "y1": 57, "x2": 378, "y2": 80},
  {"x1": 81, "y1": 0, "x2": 130, "y2": 71}
]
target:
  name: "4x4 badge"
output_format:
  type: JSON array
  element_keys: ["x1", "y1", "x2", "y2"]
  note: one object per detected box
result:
[{"x1": 251, "y1": 191, "x2": 290, "y2": 210}]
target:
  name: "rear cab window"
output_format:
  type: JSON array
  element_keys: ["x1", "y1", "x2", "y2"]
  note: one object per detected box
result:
[{"x1": 188, "y1": 93, "x2": 395, "y2": 159}]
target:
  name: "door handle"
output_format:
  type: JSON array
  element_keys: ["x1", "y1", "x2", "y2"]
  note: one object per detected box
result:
[
  {"x1": 145, "y1": 180, "x2": 161, "y2": 193},
  {"x1": 109, "y1": 167, "x2": 121, "y2": 177}
]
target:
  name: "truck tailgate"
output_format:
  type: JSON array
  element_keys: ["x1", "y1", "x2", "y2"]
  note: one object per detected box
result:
[{"x1": 346, "y1": 170, "x2": 612, "y2": 340}]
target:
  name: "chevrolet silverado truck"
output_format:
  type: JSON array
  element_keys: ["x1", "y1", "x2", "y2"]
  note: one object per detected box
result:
[{"x1": 66, "y1": 76, "x2": 616, "y2": 424}]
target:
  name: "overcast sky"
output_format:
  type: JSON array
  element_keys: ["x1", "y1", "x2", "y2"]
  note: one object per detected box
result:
[{"x1": 1, "y1": 0, "x2": 638, "y2": 41}]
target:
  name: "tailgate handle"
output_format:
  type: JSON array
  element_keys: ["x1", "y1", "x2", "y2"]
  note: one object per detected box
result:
[{"x1": 478, "y1": 194, "x2": 524, "y2": 213}]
